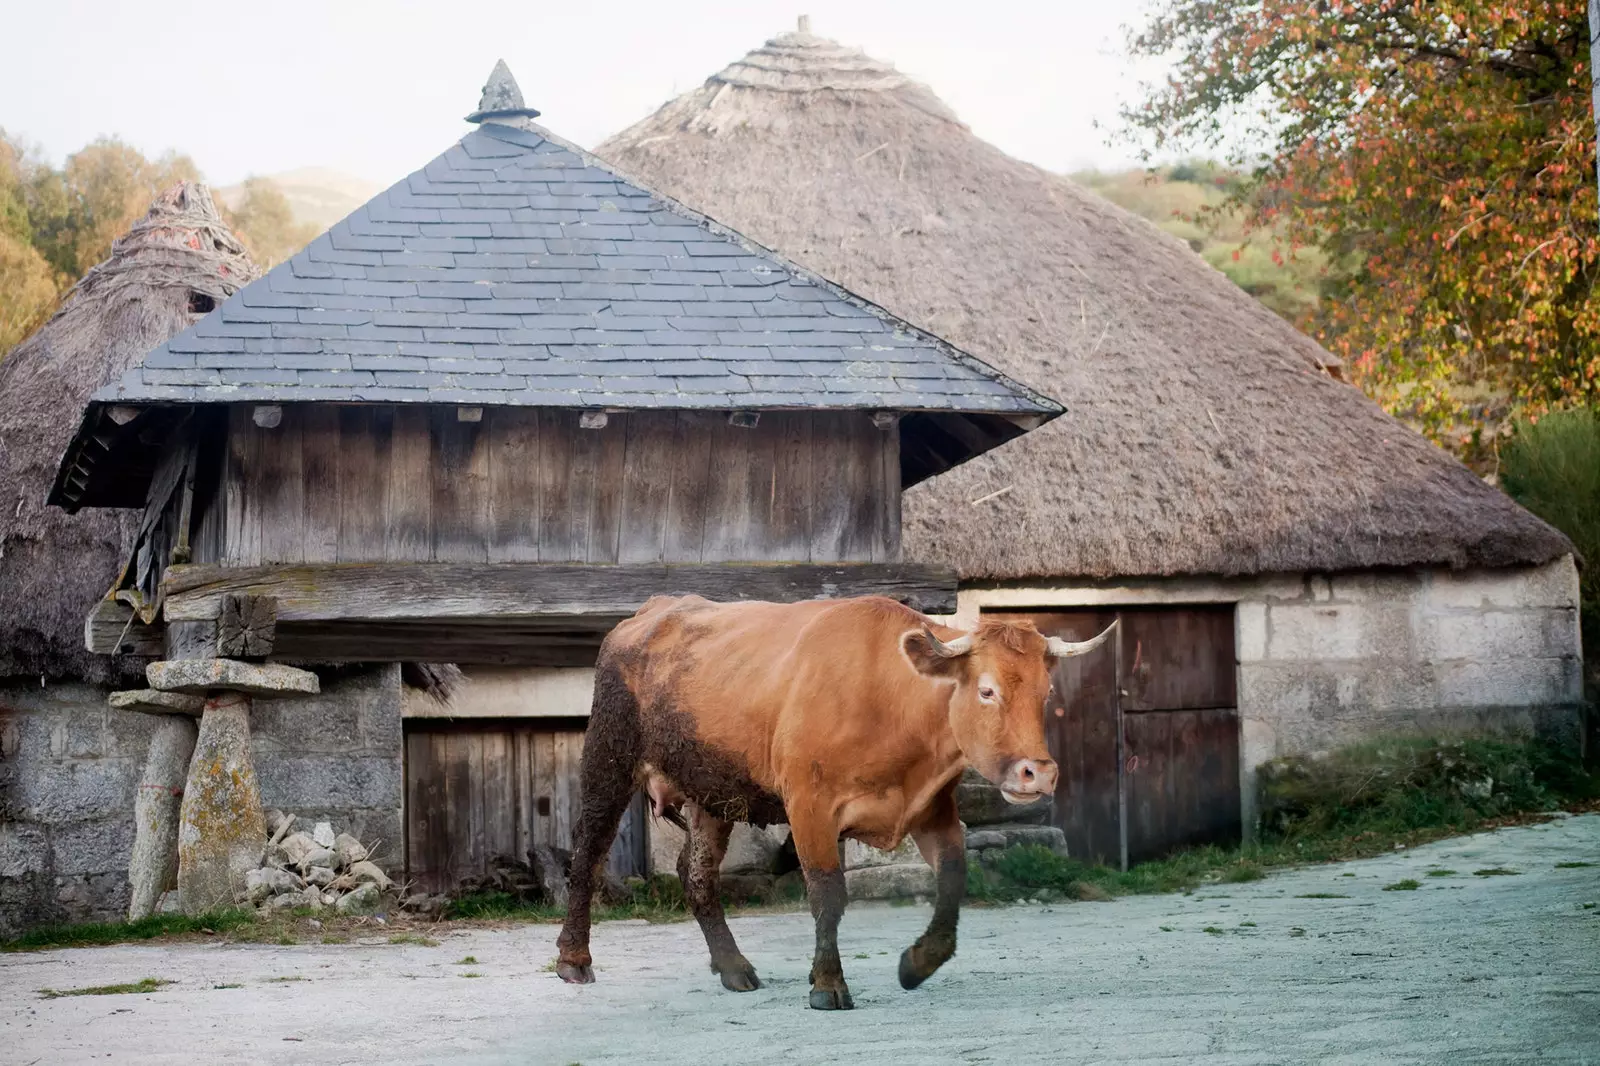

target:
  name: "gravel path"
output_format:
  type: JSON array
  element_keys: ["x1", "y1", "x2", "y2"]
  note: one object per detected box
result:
[{"x1": 4, "y1": 814, "x2": 1598, "y2": 1065}]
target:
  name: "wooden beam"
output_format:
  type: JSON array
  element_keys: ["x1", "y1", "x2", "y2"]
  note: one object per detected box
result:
[
  {"x1": 217, "y1": 594, "x2": 276, "y2": 659},
  {"x1": 162, "y1": 562, "x2": 958, "y2": 623},
  {"x1": 85, "y1": 598, "x2": 165, "y2": 657}
]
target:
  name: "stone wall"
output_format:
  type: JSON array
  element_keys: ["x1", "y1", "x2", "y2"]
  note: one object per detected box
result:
[
  {"x1": 0, "y1": 665, "x2": 403, "y2": 938},
  {"x1": 949, "y1": 556, "x2": 1587, "y2": 837}
]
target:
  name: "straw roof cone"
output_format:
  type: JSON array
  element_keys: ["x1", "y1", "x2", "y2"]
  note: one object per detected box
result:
[
  {"x1": 0, "y1": 183, "x2": 257, "y2": 681},
  {"x1": 598, "y1": 24, "x2": 1572, "y2": 581}
]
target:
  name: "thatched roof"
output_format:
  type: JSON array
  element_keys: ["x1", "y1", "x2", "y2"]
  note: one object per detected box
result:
[
  {"x1": 598, "y1": 27, "x2": 1574, "y2": 581},
  {"x1": 0, "y1": 183, "x2": 257, "y2": 681}
]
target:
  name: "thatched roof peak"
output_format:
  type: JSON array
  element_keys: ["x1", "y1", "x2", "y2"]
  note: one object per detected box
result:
[
  {"x1": 598, "y1": 34, "x2": 1574, "y2": 581},
  {"x1": 607, "y1": 23, "x2": 959, "y2": 143},
  {"x1": 0, "y1": 182, "x2": 258, "y2": 681}
]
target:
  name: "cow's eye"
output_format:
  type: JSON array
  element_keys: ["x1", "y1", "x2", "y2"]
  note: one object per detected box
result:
[{"x1": 978, "y1": 686, "x2": 997, "y2": 702}]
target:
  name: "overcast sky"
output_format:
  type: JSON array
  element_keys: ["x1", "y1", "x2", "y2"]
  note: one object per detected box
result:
[{"x1": 1, "y1": 0, "x2": 1165, "y2": 187}]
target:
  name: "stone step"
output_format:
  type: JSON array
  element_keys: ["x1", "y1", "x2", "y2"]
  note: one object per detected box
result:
[
  {"x1": 147, "y1": 659, "x2": 320, "y2": 697},
  {"x1": 108, "y1": 689, "x2": 205, "y2": 715}
]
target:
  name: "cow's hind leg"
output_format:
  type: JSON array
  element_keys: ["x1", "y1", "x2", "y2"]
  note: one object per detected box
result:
[
  {"x1": 555, "y1": 662, "x2": 642, "y2": 985},
  {"x1": 678, "y1": 804, "x2": 760, "y2": 991},
  {"x1": 900, "y1": 782, "x2": 966, "y2": 990},
  {"x1": 790, "y1": 810, "x2": 852, "y2": 1010}
]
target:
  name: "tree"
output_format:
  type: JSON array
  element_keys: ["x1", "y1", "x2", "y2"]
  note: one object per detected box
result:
[
  {"x1": 22, "y1": 138, "x2": 201, "y2": 279},
  {"x1": 0, "y1": 135, "x2": 60, "y2": 352},
  {"x1": 1123, "y1": 2, "x2": 1599, "y2": 460},
  {"x1": 221, "y1": 177, "x2": 318, "y2": 268}
]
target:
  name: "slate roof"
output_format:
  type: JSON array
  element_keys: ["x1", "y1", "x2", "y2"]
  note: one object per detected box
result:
[{"x1": 96, "y1": 121, "x2": 1057, "y2": 416}]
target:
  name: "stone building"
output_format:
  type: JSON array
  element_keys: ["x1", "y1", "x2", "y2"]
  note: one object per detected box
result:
[{"x1": 599, "y1": 24, "x2": 1585, "y2": 864}]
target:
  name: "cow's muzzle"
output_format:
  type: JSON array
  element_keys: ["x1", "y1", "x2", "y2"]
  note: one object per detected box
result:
[{"x1": 999, "y1": 757, "x2": 1058, "y2": 804}]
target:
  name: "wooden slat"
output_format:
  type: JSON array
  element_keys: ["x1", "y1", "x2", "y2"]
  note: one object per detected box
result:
[
  {"x1": 162, "y1": 561, "x2": 958, "y2": 623},
  {"x1": 616, "y1": 412, "x2": 676, "y2": 564},
  {"x1": 537, "y1": 409, "x2": 580, "y2": 562},
  {"x1": 587, "y1": 415, "x2": 628, "y2": 564},
  {"x1": 487, "y1": 408, "x2": 540, "y2": 563},
  {"x1": 1124, "y1": 707, "x2": 1240, "y2": 862},
  {"x1": 84, "y1": 598, "x2": 165, "y2": 657},
  {"x1": 300, "y1": 406, "x2": 341, "y2": 562},
  {"x1": 482, "y1": 730, "x2": 515, "y2": 862},
  {"x1": 1119, "y1": 606, "x2": 1238, "y2": 711},
  {"x1": 664, "y1": 413, "x2": 715, "y2": 562},
  {"x1": 770, "y1": 413, "x2": 813, "y2": 562},
  {"x1": 222, "y1": 406, "x2": 261, "y2": 565},
  {"x1": 533, "y1": 730, "x2": 556, "y2": 848},
  {"x1": 700, "y1": 418, "x2": 761, "y2": 562},
  {"x1": 256, "y1": 405, "x2": 305, "y2": 565},
  {"x1": 385, "y1": 406, "x2": 432, "y2": 562},
  {"x1": 429, "y1": 408, "x2": 490, "y2": 563},
  {"x1": 337, "y1": 406, "x2": 390, "y2": 562}
]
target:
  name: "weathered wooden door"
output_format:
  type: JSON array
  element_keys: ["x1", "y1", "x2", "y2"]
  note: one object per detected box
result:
[
  {"x1": 404, "y1": 718, "x2": 648, "y2": 894},
  {"x1": 987, "y1": 607, "x2": 1241, "y2": 868}
]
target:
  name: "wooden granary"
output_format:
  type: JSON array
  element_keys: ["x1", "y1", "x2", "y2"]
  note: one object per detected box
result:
[{"x1": 48, "y1": 63, "x2": 1057, "y2": 908}]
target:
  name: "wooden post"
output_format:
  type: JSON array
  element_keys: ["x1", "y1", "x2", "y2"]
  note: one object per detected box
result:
[{"x1": 126, "y1": 715, "x2": 198, "y2": 920}]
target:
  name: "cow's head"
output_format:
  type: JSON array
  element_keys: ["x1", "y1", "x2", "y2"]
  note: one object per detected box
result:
[{"x1": 901, "y1": 619, "x2": 1117, "y2": 804}]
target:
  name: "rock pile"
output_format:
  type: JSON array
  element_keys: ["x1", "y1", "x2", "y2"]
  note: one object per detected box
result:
[{"x1": 242, "y1": 811, "x2": 394, "y2": 916}]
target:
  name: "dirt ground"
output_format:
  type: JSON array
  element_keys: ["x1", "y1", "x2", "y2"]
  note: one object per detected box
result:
[{"x1": 3, "y1": 814, "x2": 1597, "y2": 1066}]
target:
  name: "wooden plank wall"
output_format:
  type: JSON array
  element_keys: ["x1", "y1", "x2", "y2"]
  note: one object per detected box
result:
[
  {"x1": 405, "y1": 719, "x2": 648, "y2": 895},
  {"x1": 211, "y1": 406, "x2": 899, "y2": 566}
]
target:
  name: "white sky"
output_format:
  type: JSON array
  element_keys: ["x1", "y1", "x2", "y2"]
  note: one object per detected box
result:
[{"x1": 0, "y1": 0, "x2": 1166, "y2": 187}]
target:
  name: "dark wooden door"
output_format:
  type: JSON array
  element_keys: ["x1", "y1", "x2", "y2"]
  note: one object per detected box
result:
[
  {"x1": 404, "y1": 717, "x2": 648, "y2": 894},
  {"x1": 987, "y1": 606, "x2": 1241, "y2": 867}
]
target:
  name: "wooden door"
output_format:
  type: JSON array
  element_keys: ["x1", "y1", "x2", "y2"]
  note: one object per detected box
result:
[
  {"x1": 404, "y1": 717, "x2": 648, "y2": 894},
  {"x1": 987, "y1": 607, "x2": 1241, "y2": 867}
]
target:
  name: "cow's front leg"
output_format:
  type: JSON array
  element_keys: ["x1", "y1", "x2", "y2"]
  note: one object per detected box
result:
[
  {"x1": 900, "y1": 782, "x2": 965, "y2": 990},
  {"x1": 790, "y1": 811, "x2": 853, "y2": 1010},
  {"x1": 677, "y1": 803, "x2": 760, "y2": 992}
]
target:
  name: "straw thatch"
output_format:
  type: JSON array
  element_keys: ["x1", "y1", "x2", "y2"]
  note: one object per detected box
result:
[
  {"x1": 0, "y1": 183, "x2": 257, "y2": 681},
  {"x1": 598, "y1": 27, "x2": 1574, "y2": 581}
]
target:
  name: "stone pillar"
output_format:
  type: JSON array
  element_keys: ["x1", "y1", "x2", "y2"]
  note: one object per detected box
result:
[
  {"x1": 127, "y1": 715, "x2": 199, "y2": 919},
  {"x1": 177, "y1": 693, "x2": 267, "y2": 914}
]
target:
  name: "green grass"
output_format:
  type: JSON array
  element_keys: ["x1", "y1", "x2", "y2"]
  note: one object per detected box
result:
[
  {"x1": 1473, "y1": 868, "x2": 1521, "y2": 877},
  {"x1": 1296, "y1": 893, "x2": 1349, "y2": 899},
  {"x1": 1202, "y1": 926, "x2": 1224, "y2": 935},
  {"x1": 461, "y1": 971, "x2": 482, "y2": 978},
  {"x1": 443, "y1": 875, "x2": 689, "y2": 923},
  {"x1": 39, "y1": 977, "x2": 173, "y2": 999},
  {"x1": 456, "y1": 955, "x2": 478, "y2": 965},
  {"x1": 3, "y1": 909, "x2": 255, "y2": 952},
  {"x1": 388, "y1": 934, "x2": 439, "y2": 947},
  {"x1": 1240, "y1": 921, "x2": 1257, "y2": 927},
  {"x1": 1427, "y1": 869, "x2": 1458, "y2": 877},
  {"x1": 1555, "y1": 862, "x2": 1595, "y2": 869},
  {"x1": 1384, "y1": 879, "x2": 1421, "y2": 891}
]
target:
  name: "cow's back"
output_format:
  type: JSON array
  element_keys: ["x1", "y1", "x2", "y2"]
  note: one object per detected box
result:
[{"x1": 599, "y1": 595, "x2": 935, "y2": 823}]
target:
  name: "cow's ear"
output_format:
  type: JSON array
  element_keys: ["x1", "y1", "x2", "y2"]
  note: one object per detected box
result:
[{"x1": 902, "y1": 629, "x2": 970, "y2": 679}]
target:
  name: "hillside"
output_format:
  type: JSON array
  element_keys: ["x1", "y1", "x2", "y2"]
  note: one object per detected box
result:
[
  {"x1": 1071, "y1": 164, "x2": 1328, "y2": 323},
  {"x1": 216, "y1": 168, "x2": 380, "y2": 231}
]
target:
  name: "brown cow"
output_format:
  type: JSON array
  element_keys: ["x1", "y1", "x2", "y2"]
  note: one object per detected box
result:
[{"x1": 555, "y1": 594, "x2": 1115, "y2": 1009}]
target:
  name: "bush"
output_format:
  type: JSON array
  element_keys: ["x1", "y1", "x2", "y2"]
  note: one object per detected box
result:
[
  {"x1": 1257, "y1": 735, "x2": 1594, "y2": 841},
  {"x1": 1500, "y1": 408, "x2": 1600, "y2": 665}
]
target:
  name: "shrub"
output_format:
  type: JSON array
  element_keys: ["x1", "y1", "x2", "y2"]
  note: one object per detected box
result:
[
  {"x1": 1257, "y1": 736, "x2": 1594, "y2": 842},
  {"x1": 1500, "y1": 407, "x2": 1600, "y2": 664}
]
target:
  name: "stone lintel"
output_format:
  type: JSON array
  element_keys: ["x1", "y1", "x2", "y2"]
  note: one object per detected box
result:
[
  {"x1": 109, "y1": 689, "x2": 206, "y2": 716},
  {"x1": 147, "y1": 658, "x2": 320, "y2": 697}
]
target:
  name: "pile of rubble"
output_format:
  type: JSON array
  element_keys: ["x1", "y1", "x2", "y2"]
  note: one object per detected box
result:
[{"x1": 243, "y1": 811, "x2": 394, "y2": 915}]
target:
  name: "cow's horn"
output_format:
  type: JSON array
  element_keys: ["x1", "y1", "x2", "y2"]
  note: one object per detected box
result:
[
  {"x1": 925, "y1": 629, "x2": 974, "y2": 658},
  {"x1": 1046, "y1": 620, "x2": 1118, "y2": 659}
]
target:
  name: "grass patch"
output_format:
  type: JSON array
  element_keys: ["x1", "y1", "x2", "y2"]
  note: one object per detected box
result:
[
  {"x1": 1295, "y1": 893, "x2": 1349, "y2": 899},
  {"x1": 1288, "y1": 927, "x2": 1306, "y2": 937},
  {"x1": 1473, "y1": 868, "x2": 1521, "y2": 877},
  {"x1": 1240, "y1": 921, "x2": 1257, "y2": 927},
  {"x1": 1202, "y1": 926, "x2": 1224, "y2": 935},
  {"x1": 39, "y1": 977, "x2": 173, "y2": 999},
  {"x1": 3, "y1": 909, "x2": 255, "y2": 952},
  {"x1": 212, "y1": 983, "x2": 243, "y2": 989},
  {"x1": 388, "y1": 934, "x2": 439, "y2": 947},
  {"x1": 461, "y1": 971, "x2": 482, "y2": 978},
  {"x1": 1159, "y1": 925, "x2": 1175, "y2": 932},
  {"x1": 1556, "y1": 862, "x2": 1595, "y2": 869},
  {"x1": 1384, "y1": 879, "x2": 1421, "y2": 891},
  {"x1": 1427, "y1": 869, "x2": 1458, "y2": 877},
  {"x1": 456, "y1": 956, "x2": 478, "y2": 965},
  {"x1": 265, "y1": 975, "x2": 308, "y2": 983},
  {"x1": 443, "y1": 874, "x2": 689, "y2": 924}
]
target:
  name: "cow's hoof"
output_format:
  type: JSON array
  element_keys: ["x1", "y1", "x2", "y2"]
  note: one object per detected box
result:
[
  {"x1": 556, "y1": 961, "x2": 594, "y2": 984},
  {"x1": 716, "y1": 958, "x2": 762, "y2": 992},
  {"x1": 809, "y1": 986, "x2": 855, "y2": 1011},
  {"x1": 898, "y1": 948, "x2": 928, "y2": 990}
]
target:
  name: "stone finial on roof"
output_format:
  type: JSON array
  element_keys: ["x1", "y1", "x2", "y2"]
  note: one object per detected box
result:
[
  {"x1": 797, "y1": 14, "x2": 811, "y2": 33},
  {"x1": 465, "y1": 59, "x2": 542, "y2": 124}
]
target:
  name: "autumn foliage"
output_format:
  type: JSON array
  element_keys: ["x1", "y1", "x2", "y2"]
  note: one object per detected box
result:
[{"x1": 1125, "y1": 2, "x2": 1599, "y2": 460}]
